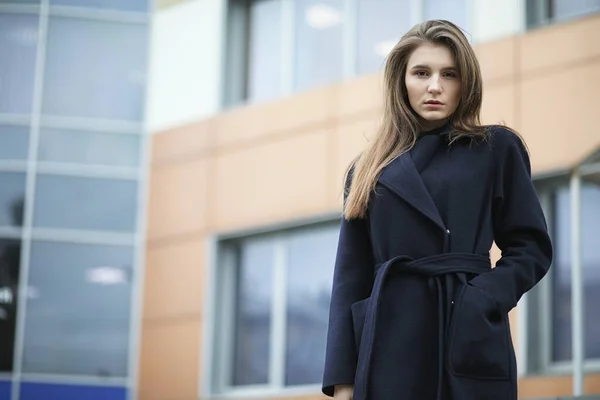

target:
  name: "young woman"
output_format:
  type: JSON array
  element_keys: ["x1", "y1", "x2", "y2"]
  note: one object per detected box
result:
[{"x1": 321, "y1": 20, "x2": 553, "y2": 400}]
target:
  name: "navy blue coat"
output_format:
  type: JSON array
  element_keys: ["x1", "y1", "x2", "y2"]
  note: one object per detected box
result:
[{"x1": 322, "y1": 125, "x2": 553, "y2": 400}]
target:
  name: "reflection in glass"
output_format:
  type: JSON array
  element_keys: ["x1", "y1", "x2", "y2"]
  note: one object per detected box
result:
[
  {"x1": 553, "y1": 0, "x2": 600, "y2": 21},
  {"x1": 50, "y1": 0, "x2": 147, "y2": 12},
  {"x1": 23, "y1": 241, "x2": 133, "y2": 376},
  {"x1": 33, "y1": 175, "x2": 137, "y2": 232},
  {"x1": 42, "y1": 17, "x2": 148, "y2": 121},
  {"x1": 356, "y1": 0, "x2": 410, "y2": 74},
  {"x1": 232, "y1": 238, "x2": 275, "y2": 386},
  {"x1": 424, "y1": 0, "x2": 469, "y2": 34},
  {"x1": 38, "y1": 128, "x2": 140, "y2": 168},
  {"x1": 285, "y1": 224, "x2": 337, "y2": 385},
  {"x1": 0, "y1": 13, "x2": 39, "y2": 114},
  {"x1": 247, "y1": 0, "x2": 282, "y2": 103},
  {"x1": 0, "y1": 125, "x2": 29, "y2": 160},
  {"x1": 0, "y1": 239, "x2": 21, "y2": 372},
  {"x1": 551, "y1": 180, "x2": 600, "y2": 361},
  {"x1": 0, "y1": 172, "x2": 25, "y2": 227},
  {"x1": 294, "y1": 0, "x2": 344, "y2": 92}
]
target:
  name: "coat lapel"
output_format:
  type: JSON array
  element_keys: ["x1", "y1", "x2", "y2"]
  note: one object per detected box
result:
[{"x1": 378, "y1": 140, "x2": 446, "y2": 231}]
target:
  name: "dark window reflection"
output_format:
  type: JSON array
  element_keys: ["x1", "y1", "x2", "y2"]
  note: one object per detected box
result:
[
  {"x1": 0, "y1": 13, "x2": 39, "y2": 114},
  {"x1": 0, "y1": 238, "x2": 21, "y2": 372},
  {"x1": 23, "y1": 241, "x2": 133, "y2": 377},
  {"x1": 0, "y1": 172, "x2": 25, "y2": 228},
  {"x1": 0, "y1": 125, "x2": 29, "y2": 161},
  {"x1": 552, "y1": 180, "x2": 600, "y2": 361},
  {"x1": 232, "y1": 238, "x2": 274, "y2": 386},
  {"x1": 50, "y1": 0, "x2": 148, "y2": 12},
  {"x1": 38, "y1": 128, "x2": 140, "y2": 168},
  {"x1": 285, "y1": 224, "x2": 337, "y2": 386},
  {"x1": 33, "y1": 174, "x2": 137, "y2": 232},
  {"x1": 552, "y1": 0, "x2": 600, "y2": 22}
]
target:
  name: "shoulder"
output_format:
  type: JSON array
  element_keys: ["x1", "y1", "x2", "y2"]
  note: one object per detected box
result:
[{"x1": 484, "y1": 125, "x2": 529, "y2": 159}]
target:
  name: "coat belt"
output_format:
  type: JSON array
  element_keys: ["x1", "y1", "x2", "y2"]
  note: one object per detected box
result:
[{"x1": 352, "y1": 253, "x2": 492, "y2": 400}]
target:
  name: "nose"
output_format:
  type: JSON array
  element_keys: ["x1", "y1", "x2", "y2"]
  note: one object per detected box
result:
[{"x1": 428, "y1": 77, "x2": 442, "y2": 94}]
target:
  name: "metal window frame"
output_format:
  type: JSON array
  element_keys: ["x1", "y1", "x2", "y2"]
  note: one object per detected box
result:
[{"x1": 203, "y1": 215, "x2": 341, "y2": 398}]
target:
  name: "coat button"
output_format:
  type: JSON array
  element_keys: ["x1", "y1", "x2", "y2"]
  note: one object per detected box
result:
[{"x1": 446, "y1": 229, "x2": 450, "y2": 235}]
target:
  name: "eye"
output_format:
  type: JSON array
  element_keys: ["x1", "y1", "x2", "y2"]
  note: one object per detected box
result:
[
  {"x1": 443, "y1": 71, "x2": 458, "y2": 78},
  {"x1": 415, "y1": 70, "x2": 429, "y2": 77}
]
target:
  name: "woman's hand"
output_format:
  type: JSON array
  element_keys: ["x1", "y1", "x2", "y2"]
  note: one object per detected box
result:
[{"x1": 333, "y1": 384, "x2": 354, "y2": 400}]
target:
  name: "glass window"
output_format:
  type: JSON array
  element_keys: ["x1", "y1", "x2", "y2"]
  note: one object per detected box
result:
[
  {"x1": 33, "y1": 175, "x2": 137, "y2": 233},
  {"x1": 0, "y1": 172, "x2": 25, "y2": 228},
  {"x1": 423, "y1": 0, "x2": 469, "y2": 35},
  {"x1": 20, "y1": 382, "x2": 126, "y2": 400},
  {"x1": 22, "y1": 241, "x2": 133, "y2": 377},
  {"x1": 552, "y1": 0, "x2": 600, "y2": 21},
  {"x1": 356, "y1": 0, "x2": 411, "y2": 75},
  {"x1": 285, "y1": 224, "x2": 337, "y2": 385},
  {"x1": 246, "y1": 0, "x2": 282, "y2": 103},
  {"x1": 50, "y1": 0, "x2": 147, "y2": 12},
  {"x1": 42, "y1": 17, "x2": 148, "y2": 121},
  {"x1": 38, "y1": 128, "x2": 140, "y2": 168},
  {"x1": 551, "y1": 179, "x2": 600, "y2": 362},
  {"x1": 0, "y1": 239, "x2": 21, "y2": 373},
  {"x1": 0, "y1": 13, "x2": 39, "y2": 114},
  {"x1": 294, "y1": 0, "x2": 344, "y2": 92},
  {"x1": 0, "y1": 125, "x2": 29, "y2": 161},
  {"x1": 232, "y1": 238, "x2": 275, "y2": 386}
]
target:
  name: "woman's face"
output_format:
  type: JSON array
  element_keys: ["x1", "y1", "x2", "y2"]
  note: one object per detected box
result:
[{"x1": 404, "y1": 43, "x2": 462, "y2": 131}]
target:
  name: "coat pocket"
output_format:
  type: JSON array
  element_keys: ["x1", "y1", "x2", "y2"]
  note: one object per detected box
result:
[
  {"x1": 351, "y1": 298, "x2": 369, "y2": 353},
  {"x1": 448, "y1": 284, "x2": 511, "y2": 380}
]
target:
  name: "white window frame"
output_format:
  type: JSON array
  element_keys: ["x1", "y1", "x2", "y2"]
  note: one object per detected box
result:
[
  {"x1": 525, "y1": 159, "x2": 600, "y2": 383},
  {"x1": 202, "y1": 215, "x2": 341, "y2": 398}
]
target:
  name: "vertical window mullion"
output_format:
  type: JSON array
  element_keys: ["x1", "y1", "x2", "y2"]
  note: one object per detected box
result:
[
  {"x1": 411, "y1": 0, "x2": 424, "y2": 25},
  {"x1": 280, "y1": 0, "x2": 294, "y2": 96},
  {"x1": 269, "y1": 235, "x2": 287, "y2": 388},
  {"x1": 220, "y1": 247, "x2": 238, "y2": 392},
  {"x1": 342, "y1": 0, "x2": 357, "y2": 79},
  {"x1": 570, "y1": 169, "x2": 584, "y2": 395}
]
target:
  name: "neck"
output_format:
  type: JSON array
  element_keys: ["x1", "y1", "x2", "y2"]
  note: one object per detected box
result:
[{"x1": 419, "y1": 119, "x2": 448, "y2": 133}]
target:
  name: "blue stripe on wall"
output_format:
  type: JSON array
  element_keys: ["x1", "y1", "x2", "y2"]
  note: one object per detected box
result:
[
  {"x1": 0, "y1": 381, "x2": 10, "y2": 400},
  {"x1": 20, "y1": 383, "x2": 126, "y2": 400}
]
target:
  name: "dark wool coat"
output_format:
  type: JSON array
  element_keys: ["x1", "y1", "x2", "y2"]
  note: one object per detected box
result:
[{"x1": 321, "y1": 124, "x2": 553, "y2": 400}]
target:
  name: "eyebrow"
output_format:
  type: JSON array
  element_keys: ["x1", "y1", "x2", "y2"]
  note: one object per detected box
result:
[{"x1": 410, "y1": 64, "x2": 457, "y2": 70}]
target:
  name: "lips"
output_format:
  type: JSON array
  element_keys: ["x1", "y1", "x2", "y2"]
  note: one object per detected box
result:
[{"x1": 425, "y1": 100, "x2": 443, "y2": 105}]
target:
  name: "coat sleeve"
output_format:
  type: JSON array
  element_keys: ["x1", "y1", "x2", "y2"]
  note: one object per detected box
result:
[
  {"x1": 322, "y1": 168, "x2": 375, "y2": 397},
  {"x1": 470, "y1": 128, "x2": 553, "y2": 314}
]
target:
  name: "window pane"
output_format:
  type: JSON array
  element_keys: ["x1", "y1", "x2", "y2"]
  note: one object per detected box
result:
[
  {"x1": 356, "y1": 0, "x2": 410, "y2": 75},
  {"x1": 33, "y1": 175, "x2": 137, "y2": 232},
  {"x1": 50, "y1": 0, "x2": 147, "y2": 12},
  {"x1": 582, "y1": 174, "x2": 600, "y2": 359},
  {"x1": 42, "y1": 17, "x2": 148, "y2": 121},
  {"x1": 247, "y1": 0, "x2": 281, "y2": 103},
  {"x1": 232, "y1": 238, "x2": 274, "y2": 386},
  {"x1": 552, "y1": 0, "x2": 600, "y2": 22},
  {"x1": 552, "y1": 181, "x2": 600, "y2": 361},
  {"x1": 294, "y1": 0, "x2": 344, "y2": 91},
  {"x1": 424, "y1": 0, "x2": 469, "y2": 33},
  {"x1": 38, "y1": 128, "x2": 140, "y2": 168},
  {"x1": 285, "y1": 224, "x2": 337, "y2": 386},
  {"x1": 0, "y1": 239, "x2": 21, "y2": 372},
  {"x1": 0, "y1": 13, "x2": 39, "y2": 114},
  {"x1": 0, "y1": 125, "x2": 29, "y2": 160},
  {"x1": 0, "y1": 172, "x2": 25, "y2": 228},
  {"x1": 23, "y1": 241, "x2": 133, "y2": 376},
  {"x1": 20, "y1": 383, "x2": 126, "y2": 400}
]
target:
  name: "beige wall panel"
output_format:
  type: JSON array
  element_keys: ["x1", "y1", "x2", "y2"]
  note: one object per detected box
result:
[
  {"x1": 155, "y1": 0, "x2": 190, "y2": 10},
  {"x1": 138, "y1": 319, "x2": 201, "y2": 400},
  {"x1": 520, "y1": 61, "x2": 600, "y2": 173},
  {"x1": 330, "y1": 114, "x2": 380, "y2": 208},
  {"x1": 519, "y1": 373, "x2": 600, "y2": 398},
  {"x1": 520, "y1": 14, "x2": 600, "y2": 75},
  {"x1": 214, "y1": 86, "x2": 336, "y2": 148},
  {"x1": 152, "y1": 118, "x2": 214, "y2": 163},
  {"x1": 336, "y1": 73, "x2": 384, "y2": 119},
  {"x1": 214, "y1": 131, "x2": 330, "y2": 230},
  {"x1": 148, "y1": 158, "x2": 210, "y2": 241},
  {"x1": 480, "y1": 84, "x2": 517, "y2": 128},
  {"x1": 475, "y1": 36, "x2": 517, "y2": 84},
  {"x1": 143, "y1": 238, "x2": 206, "y2": 320}
]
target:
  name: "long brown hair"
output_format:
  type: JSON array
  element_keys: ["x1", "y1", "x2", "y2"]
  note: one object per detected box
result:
[{"x1": 344, "y1": 20, "x2": 487, "y2": 220}]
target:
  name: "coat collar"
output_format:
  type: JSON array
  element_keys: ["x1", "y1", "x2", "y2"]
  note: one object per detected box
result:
[{"x1": 377, "y1": 129, "x2": 448, "y2": 231}]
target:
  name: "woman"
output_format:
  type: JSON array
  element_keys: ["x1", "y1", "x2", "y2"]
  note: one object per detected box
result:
[{"x1": 321, "y1": 20, "x2": 553, "y2": 400}]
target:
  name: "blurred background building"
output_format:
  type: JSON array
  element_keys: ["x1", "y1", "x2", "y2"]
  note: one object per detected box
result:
[{"x1": 0, "y1": 0, "x2": 599, "y2": 399}]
